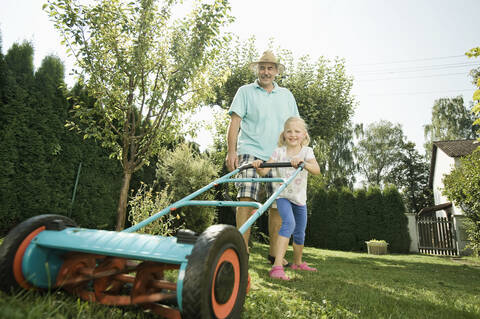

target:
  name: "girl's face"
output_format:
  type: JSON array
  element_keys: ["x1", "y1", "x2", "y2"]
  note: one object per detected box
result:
[{"x1": 283, "y1": 121, "x2": 306, "y2": 147}]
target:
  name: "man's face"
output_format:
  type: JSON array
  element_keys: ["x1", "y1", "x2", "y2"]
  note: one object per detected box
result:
[{"x1": 257, "y1": 62, "x2": 278, "y2": 88}]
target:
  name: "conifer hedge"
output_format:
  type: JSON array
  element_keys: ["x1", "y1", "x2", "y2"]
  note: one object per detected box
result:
[
  {"x1": 305, "y1": 185, "x2": 410, "y2": 253},
  {"x1": 0, "y1": 41, "x2": 121, "y2": 235}
]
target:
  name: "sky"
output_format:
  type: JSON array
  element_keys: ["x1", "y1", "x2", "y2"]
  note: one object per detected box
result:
[{"x1": 1, "y1": 0, "x2": 479, "y2": 154}]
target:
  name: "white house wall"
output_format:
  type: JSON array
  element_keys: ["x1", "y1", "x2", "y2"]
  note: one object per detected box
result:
[
  {"x1": 432, "y1": 147, "x2": 455, "y2": 205},
  {"x1": 433, "y1": 148, "x2": 464, "y2": 217}
]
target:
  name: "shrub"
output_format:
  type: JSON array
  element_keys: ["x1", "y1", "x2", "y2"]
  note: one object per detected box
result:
[
  {"x1": 128, "y1": 182, "x2": 181, "y2": 236},
  {"x1": 155, "y1": 144, "x2": 219, "y2": 234},
  {"x1": 443, "y1": 149, "x2": 480, "y2": 255}
]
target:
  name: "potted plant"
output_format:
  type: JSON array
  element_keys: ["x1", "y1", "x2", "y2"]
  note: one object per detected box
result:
[{"x1": 365, "y1": 239, "x2": 388, "y2": 255}]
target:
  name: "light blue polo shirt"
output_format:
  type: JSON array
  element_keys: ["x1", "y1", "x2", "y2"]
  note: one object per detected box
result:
[{"x1": 228, "y1": 80, "x2": 299, "y2": 160}]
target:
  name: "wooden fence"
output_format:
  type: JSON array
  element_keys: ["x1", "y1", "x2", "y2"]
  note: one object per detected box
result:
[{"x1": 417, "y1": 217, "x2": 458, "y2": 256}]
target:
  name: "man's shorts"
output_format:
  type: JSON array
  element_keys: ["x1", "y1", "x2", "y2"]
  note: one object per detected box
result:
[{"x1": 235, "y1": 154, "x2": 274, "y2": 202}]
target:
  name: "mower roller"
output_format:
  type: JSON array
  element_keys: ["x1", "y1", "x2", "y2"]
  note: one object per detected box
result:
[{"x1": 0, "y1": 162, "x2": 304, "y2": 319}]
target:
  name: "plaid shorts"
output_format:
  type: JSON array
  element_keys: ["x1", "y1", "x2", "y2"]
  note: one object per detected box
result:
[{"x1": 235, "y1": 154, "x2": 273, "y2": 202}]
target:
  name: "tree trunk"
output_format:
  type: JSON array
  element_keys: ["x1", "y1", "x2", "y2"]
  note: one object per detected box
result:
[{"x1": 115, "y1": 170, "x2": 132, "y2": 231}]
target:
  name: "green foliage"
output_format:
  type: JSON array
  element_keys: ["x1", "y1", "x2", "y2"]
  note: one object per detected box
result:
[
  {"x1": 155, "y1": 144, "x2": 219, "y2": 233},
  {"x1": 354, "y1": 120, "x2": 407, "y2": 187},
  {"x1": 467, "y1": 47, "x2": 480, "y2": 139},
  {"x1": 335, "y1": 188, "x2": 357, "y2": 250},
  {"x1": 208, "y1": 36, "x2": 258, "y2": 109},
  {"x1": 305, "y1": 186, "x2": 328, "y2": 248},
  {"x1": 306, "y1": 185, "x2": 410, "y2": 253},
  {"x1": 128, "y1": 182, "x2": 180, "y2": 235},
  {"x1": 208, "y1": 36, "x2": 357, "y2": 189},
  {"x1": 382, "y1": 185, "x2": 411, "y2": 253},
  {"x1": 354, "y1": 122, "x2": 432, "y2": 212},
  {"x1": 280, "y1": 54, "x2": 355, "y2": 144},
  {"x1": 423, "y1": 96, "x2": 479, "y2": 157},
  {"x1": 386, "y1": 142, "x2": 433, "y2": 213},
  {"x1": 0, "y1": 40, "x2": 121, "y2": 234},
  {"x1": 443, "y1": 149, "x2": 480, "y2": 255},
  {"x1": 44, "y1": 0, "x2": 233, "y2": 229}
]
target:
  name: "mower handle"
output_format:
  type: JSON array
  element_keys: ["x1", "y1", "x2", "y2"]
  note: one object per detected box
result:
[{"x1": 238, "y1": 161, "x2": 305, "y2": 171}]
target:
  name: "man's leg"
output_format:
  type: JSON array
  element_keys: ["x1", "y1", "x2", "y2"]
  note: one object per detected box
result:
[{"x1": 237, "y1": 197, "x2": 255, "y2": 253}]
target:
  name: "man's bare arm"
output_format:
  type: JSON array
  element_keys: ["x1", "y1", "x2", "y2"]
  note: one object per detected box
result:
[{"x1": 226, "y1": 113, "x2": 241, "y2": 171}]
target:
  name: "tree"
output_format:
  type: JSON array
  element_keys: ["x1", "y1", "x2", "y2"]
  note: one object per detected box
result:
[
  {"x1": 423, "y1": 96, "x2": 478, "y2": 156},
  {"x1": 443, "y1": 149, "x2": 480, "y2": 255},
  {"x1": 45, "y1": 0, "x2": 233, "y2": 230},
  {"x1": 0, "y1": 32, "x2": 7, "y2": 119},
  {"x1": 354, "y1": 120, "x2": 406, "y2": 187},
  {"x1": 280, "y1": 53, "x2": 356, "y2": 188},
  {"x1": 0, "y1": 41, "x2": 37, "y2": 230},
  {"x1": 386, "y1": 141, "x2": 433, "y2": 213},
  {"x1": 209, "y1": 36, "x2": 356, "y2": 188},
  {"x1": 466, "y1": 47, "x2": 480, "y2": 141},
  {"x1": 322, "y1": 125, "x2": 357, "y2": 189}
]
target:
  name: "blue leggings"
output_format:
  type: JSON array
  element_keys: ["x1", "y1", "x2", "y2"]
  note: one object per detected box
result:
[{"x1": 276, "y1": 198, "x2": 307, "y2": 245}]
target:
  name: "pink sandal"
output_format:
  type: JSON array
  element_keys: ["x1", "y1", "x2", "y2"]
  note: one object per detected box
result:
[
  {"x1": 291, "y1": 262, "x2": 317, "y2": 272},
  {"x1": 269, "y1": 266, "x2": 290, "y2": 280}
]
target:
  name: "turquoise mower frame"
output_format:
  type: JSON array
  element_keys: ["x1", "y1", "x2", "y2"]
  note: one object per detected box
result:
[{"x1": 0, "y1": 162, "x2": 304, "y2": 319}]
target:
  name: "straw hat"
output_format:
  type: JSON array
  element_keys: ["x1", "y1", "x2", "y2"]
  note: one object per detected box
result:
[{"x1": 249, "y1": 50, "x2": 285, "y2": 74}]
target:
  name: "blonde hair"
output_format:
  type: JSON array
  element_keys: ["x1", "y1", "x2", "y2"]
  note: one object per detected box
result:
[{"x1": 277, "y1": 116, "x2": 311, "y2": 147}]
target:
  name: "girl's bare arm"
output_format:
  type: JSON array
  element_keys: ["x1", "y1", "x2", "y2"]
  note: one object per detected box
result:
[{"x1": 291, "y1": 157, "x2": 321, "y2": 175}]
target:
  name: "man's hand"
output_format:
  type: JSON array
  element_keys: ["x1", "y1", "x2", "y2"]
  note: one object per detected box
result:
[{"x1": 226, "y1": 151, "x2": 238, "y2": 171}]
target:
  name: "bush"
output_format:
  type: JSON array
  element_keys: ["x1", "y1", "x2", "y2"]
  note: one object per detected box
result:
[
  {"x1": 128, "y1": 182, "x2": 181, "y2": 236},
  {"x1": 443, "y1": 149, "x2": 480, "y2": 255},
  {"x1": 155, "y1": 144, "x2": 219, "y2": 234}
]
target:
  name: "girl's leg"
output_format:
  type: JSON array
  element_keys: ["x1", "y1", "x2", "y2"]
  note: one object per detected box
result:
[
  {"x1": 292, "y1": 242, "x2": 304, "y2": 266},
  {"x1": 273, "y1": 235, "x2": 290, "y2": 267},
  {"x1": 273, "y1": 198, "x2": 295, "y2": 267},
  {"x1": 291, "y1": 204, "x2": 307, "y2": 265}
]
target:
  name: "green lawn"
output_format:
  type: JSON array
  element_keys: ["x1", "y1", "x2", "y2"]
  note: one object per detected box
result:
[
  {"x1": 244, "y1": 244, "x2": 480, "y2": 318},
  {"x1": 0, "y1": 242, "x2": 479, "y2": 319}
]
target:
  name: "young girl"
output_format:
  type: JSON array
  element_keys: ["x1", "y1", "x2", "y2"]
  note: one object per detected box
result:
[{"x1": 252, "y1": 116, "x2": 320, "y2": 280}]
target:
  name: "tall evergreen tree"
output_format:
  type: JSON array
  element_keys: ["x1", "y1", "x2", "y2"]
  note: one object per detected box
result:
[
  {"x1": 0, "y1": 40, "x2": 123, "y2": 234},
  {"x1": 0, "y1": 32, "x2": 7, "y2": 119},
  {"x1": 0, "y1": 42, "x2": 36, "y2": 231}
]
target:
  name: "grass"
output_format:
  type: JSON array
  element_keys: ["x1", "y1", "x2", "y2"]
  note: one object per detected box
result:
[
  {"x1": 0, "y1": 242, "x2": 479, "y2": 318},
  {"x1": 244, "y1": 244, "x2": 480, "y2": 318}
]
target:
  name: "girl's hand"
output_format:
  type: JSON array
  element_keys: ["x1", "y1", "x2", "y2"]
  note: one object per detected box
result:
[
  {"x1": 252, "y1": 159, "x2": 263, "y2": 169},
  {"x1": 291, "y1": 158, "x2": 304, "y2": 168}
]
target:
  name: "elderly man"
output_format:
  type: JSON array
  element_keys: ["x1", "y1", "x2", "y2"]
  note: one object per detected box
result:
[{"x1": 226, "y1": 50, "x2": 299, "y2": 266}]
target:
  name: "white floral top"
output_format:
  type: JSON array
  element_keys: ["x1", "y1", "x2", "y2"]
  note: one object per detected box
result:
[{"x1": 271, "y1": 146, "x2": 315, "y2": 206}]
